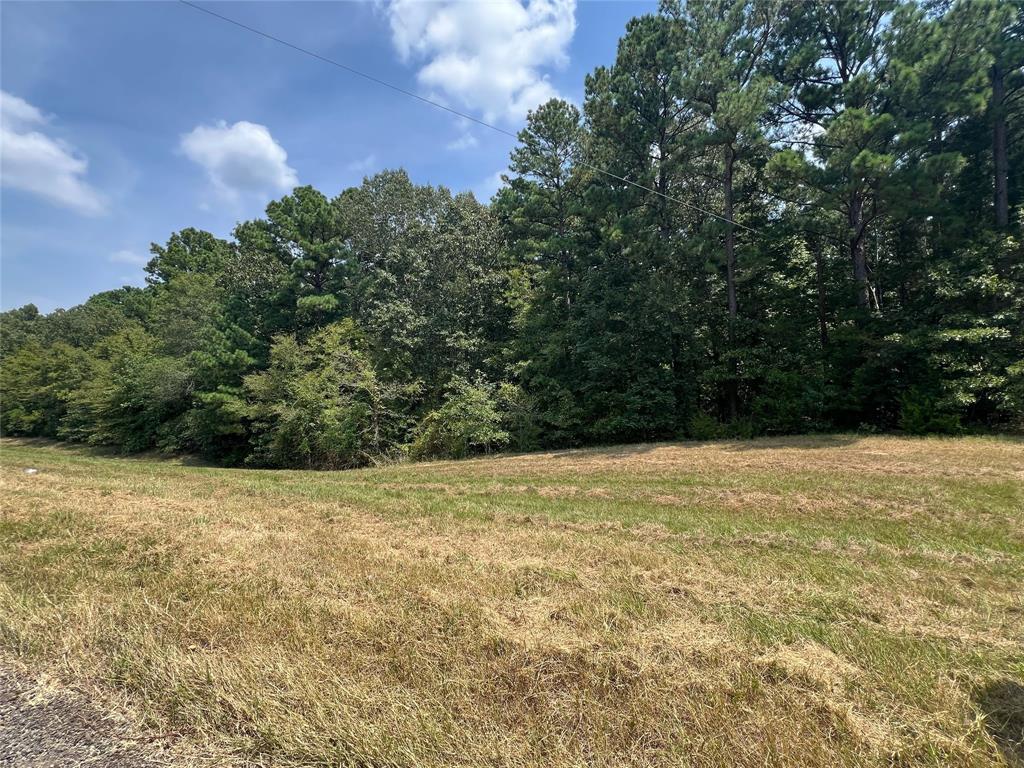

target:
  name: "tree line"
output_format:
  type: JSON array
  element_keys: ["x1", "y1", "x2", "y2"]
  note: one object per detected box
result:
[{"x1": 2, "y1": 0, "x2": 1022, "y2": 467}]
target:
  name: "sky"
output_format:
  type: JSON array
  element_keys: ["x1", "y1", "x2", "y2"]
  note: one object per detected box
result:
[{"x1": 0, "y1": 0, "x2": 653, "y2": 313}]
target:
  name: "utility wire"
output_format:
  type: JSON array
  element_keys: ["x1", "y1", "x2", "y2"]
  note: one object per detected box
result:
[{"x1": 178, "y1": 0, "x2": 759, "y2": 234}]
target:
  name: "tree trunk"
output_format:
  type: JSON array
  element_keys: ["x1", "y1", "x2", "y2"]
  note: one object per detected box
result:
[
  {"x1": 813, "y1": 238, "x2": 829, "y2": 348},
  {"x1": 992, "y1": 64, "x2": 1009, "y2": 229},
  {"x1": 848, "y1": 195, "x2": 871, "y2": 310},
  {"x1": 723, "y1": 143, "x2": 738, "y2": 421}
]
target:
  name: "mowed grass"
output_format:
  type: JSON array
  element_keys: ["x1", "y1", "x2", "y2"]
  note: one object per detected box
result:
[{"x1": 1, "y1": 436, "x2": 1022, "y2": 768}]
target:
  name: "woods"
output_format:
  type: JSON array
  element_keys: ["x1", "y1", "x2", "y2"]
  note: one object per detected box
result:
[{"x1": 2, "y1": 0, "x2": 1022, "y2": 467}]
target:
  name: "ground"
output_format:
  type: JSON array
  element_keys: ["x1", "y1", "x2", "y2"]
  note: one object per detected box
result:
[
  {"x1": 0, "y1": 661, "x2": 173, "y2": 767},
  {"x1": 0, "y1": 435, "x2": 1022, "y2": 767}
]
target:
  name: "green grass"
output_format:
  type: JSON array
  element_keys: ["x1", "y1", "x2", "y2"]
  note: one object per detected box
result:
[{"x1": 1, "y1": 435, "x2": 1022, "y2": 767}]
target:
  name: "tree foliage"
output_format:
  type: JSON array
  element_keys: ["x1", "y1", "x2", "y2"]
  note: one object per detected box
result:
[{"x1": 2, "y1": 1, "x2": 1021, "y2": 463}]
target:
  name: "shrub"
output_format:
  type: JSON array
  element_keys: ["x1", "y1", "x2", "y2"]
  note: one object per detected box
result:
[
  {"x1": 410, "y1": 377, "x2": 509, "y2": 460},
  {"x1": 687, "y1": 411, "x2": 723, "y2": 441},
  {"x1": 243, "y1": 320, "x2": 404, "y2": 468},
  {"x1": 899, "y1": 390, "x2": 963, "y2": 435},
  {"x1": 1000, "y1": 360, "x2": 1024, "y2": 431},
  {"x1": 726, "y1": 416, "x2": 757, "y2": 440},
  {"x1": 750, "y1": 370, "x2": 824, "y2": 434},
  {"x1": 497, "y1": 382, "x2": 541, "y2": 453}
]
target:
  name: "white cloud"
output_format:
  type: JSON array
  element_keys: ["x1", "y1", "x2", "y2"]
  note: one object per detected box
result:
[
  {"x1": 180, "y1": 120, "x2": 297, "y2": 200},
  {"x1": 473, "y1": 169, "x2": 506, "y2": 202},
  {"x1": 0, "y1": 90, "x2": 106, "y2": 216},
  {"x1": 446, "y1": 132, "x2": 478, "y2": 151},
  {"x1": 348, "y1": 154, "x2": 377, "y2": 172},
  {"x1": 1, "y1": 91, "x2": 46, "y2": 130},
  {"x1": 109, "y1": 249, "x2": 148, "y2": 266},
  {"x1": 385, "y1": 0, "x2": 576, "y2": 123}
]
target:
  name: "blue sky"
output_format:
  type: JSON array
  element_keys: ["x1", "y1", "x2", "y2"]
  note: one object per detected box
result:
[{"x1": 1, "y1": 0, "x2": 652, "y2": 312}]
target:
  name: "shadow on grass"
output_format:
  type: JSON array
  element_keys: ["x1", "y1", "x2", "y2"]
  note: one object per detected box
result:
[
  {"x1": 5, "y1": 432, "x2": 1020, "y2": 473},
  {"x1": 976, "y1": 678, "x2": 1024, "y2": 766},
  {"x1": 543, "y1": 434, "x2": 869, "y2": 461},
  {"x1": 717, "y1": 433, "x2": 864, "y2": 451},
  {"x1": 0, "y1": 437, "x2": 218, "y2": 468}
]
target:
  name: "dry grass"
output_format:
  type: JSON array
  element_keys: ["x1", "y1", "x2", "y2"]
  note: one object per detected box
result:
[{"x1": 1, "y1": 435, "x2": 1022, "y2": 767}]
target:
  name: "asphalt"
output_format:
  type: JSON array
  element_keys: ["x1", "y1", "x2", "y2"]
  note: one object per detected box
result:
[{"x1": 0, "y1": 663, "x2": 172, "y2": 767}]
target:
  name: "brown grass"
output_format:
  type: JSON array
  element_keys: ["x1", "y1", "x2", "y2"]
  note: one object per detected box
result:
[{"x1": 1, "y1": 435, "x2": 1022, "y2": 767}]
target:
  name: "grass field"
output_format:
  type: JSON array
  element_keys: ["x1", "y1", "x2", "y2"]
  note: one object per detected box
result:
[{"x1": 1, "y1": 436, "x2": 1022, "y2": 767}]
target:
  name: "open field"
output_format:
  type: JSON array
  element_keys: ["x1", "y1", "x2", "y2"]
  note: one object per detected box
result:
[{"x1": 1, "y1": 435, "x2": 1022, "y2": 767}]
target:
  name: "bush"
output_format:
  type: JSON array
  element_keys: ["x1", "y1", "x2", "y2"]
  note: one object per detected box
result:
[
  {"x1": 497, "y1": 382, "x2": 541, "y2": 452},
  {"x1": 1000, "y1": 360, "x2": 1024, "y2": 431},
  {"x1": 750, "y1": 370, "x2": 824, "y2": 434},
  {"x1": 244, "y1": 320, "x2": 404, "y2": 468},
  {"x1": 410, "y1": 377, "x2": 509, "y2": 460},
  {"x1": 725, "y1": 416, "x2": 757, "y2": 440},
  {"x1": 687, "y1": 411, "x2": 723, "y2": 441},
  {"x1": 899, "y1": 391, "x2": 963, "y2": 435},
  {"x1": 59, "y1": 327, "x2": 190, "y2": 452}
]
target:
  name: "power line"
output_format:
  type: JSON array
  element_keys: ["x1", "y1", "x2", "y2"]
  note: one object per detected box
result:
[
  {"x1": 178, "y1": 0, "x2": 517, "y2": 140},
  {"x1": 178, "y1": 0, "x2": 758, "y2": 234}
]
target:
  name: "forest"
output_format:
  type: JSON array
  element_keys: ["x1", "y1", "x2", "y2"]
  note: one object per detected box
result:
[{"x1": 2, "y1": 0, "x2": 1022, "y2": 468}]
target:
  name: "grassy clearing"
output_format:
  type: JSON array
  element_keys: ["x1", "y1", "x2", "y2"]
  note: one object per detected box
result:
[{"x1": 1, "y1": 435, "x2": 1022, "y2": 767}]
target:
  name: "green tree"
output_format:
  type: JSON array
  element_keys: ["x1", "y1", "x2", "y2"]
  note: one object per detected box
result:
[
  {"x1": 575, "y1": 11, "x2": 699, "y2": 440},
  {"x1": 495, "y1": 99, "x2": 589, "y2": 441},
  {"x1": 60, "y1": 326, "x2": 189, "y2": 452},
  {"x1": 666, "y1": 0, "x2": 781, "y2": 418},
  {"x1": 243, "y1": 320, "x2": 406, "y2": 469},
  {"x1": 146, "y1": 228, "x2": 234, "y2": 285},
  {"x1": 264, "y1": 185, "x2": 351, "y2": 326},
  {"x1": 0, "y1": 341, "x2": 89, "y2": 437},
  {"x1": 409, "y1": 376, "x2": 510, "y2": 460},
  {"x1": 342, "y1": 170, "x2": 513, "y2": 400}
]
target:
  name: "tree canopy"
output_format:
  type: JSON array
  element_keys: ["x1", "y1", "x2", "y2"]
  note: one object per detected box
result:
[{"x1": 3, "y1": 0, "x2": 1022, "y2": 465}]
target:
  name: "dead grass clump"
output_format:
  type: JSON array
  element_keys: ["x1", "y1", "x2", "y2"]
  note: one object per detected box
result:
[{"x1": 758, "y1": 640, "x2": 861, "y2": 694}]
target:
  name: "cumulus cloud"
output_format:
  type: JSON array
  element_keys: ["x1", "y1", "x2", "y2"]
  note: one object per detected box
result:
[
  {"x1": 0, "y1": 90, "x2": 106, "y2": 215},
  {"x1": 385, "y1": 0, "x2": 576, "y2": 123},
  {"x1": 180, "y1": 120, "x2": 298, "y2": 200},
  {"x1": 446, "y1": 132, "x2": 478, "y2": 151},
  {"x1": 1, "y1": 91, "x2": 46, "y2": 128}
]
